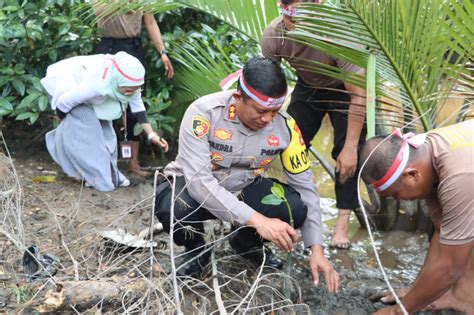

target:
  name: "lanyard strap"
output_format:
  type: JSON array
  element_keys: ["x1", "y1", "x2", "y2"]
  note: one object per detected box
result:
[{"x1": 121, "y1": 102, "x2": 128, "y2": 141}]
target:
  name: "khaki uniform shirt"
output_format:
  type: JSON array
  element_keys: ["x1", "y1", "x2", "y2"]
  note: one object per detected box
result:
[
  {"x1": 164, "y1": 91, "x2": 323, "y2": 246},
  {"x1": 93, "y1": 1, "x2": 143, "y2": 38},
  {"x1": 425, "y1": 119, "x2": 474, "y2": 245},
  {"x1": 261, "y1": 16, "x2": 362, "y2": 89}
]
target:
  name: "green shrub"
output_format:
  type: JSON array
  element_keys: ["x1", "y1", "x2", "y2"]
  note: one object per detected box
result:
[{"x1": 0, "y1": 0, "x2": 95, "y2": 124}]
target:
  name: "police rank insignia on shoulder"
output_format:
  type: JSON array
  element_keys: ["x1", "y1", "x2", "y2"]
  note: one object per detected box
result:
[
  {"x1": 192, "y1": 115, "x2": 210, "y2": 139},
  {"x1": 281, "y1": 118, "x2": 310, "y2": 174},
  {"x1": 227, "y1": 104, "x2": 237, "y2": 120}
]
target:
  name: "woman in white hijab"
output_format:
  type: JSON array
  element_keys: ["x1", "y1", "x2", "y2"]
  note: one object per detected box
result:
[{"x1": 42, "y1": 51, "x2": 168, "y2": 191}]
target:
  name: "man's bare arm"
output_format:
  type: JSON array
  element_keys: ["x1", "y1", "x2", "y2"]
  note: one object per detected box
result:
[{"x1": 337, "y1": 77, "x2": 366, "y2": 183}]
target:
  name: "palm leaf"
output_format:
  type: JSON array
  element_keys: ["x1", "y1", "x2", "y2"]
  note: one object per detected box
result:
[
  {"x1": 79, "y1": 0, "x2": 472, "y2": 132},
  {"x1": 166, "y1": 35, "x2": 242, "y2": 127},
  {"x1": 161, "y1": 0, "x2": 471, "y2": 132},
  {"x1": 291, "y1": 0, "x2": 472, "y2": 131}
]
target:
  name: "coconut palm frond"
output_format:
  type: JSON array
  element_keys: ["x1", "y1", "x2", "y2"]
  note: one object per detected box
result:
[
  {"x1": 166, "y1": 0, "x2": 279, "y2": 42},
  {"x1": 291, "y1": 0, "x2": 473, "y2": 131},
  {"x1": 167, "y1": 37, "x2": 241, "y2": 124},
  {"x1": 77, "y1": 0, "x2": 472, "y2": 132}
]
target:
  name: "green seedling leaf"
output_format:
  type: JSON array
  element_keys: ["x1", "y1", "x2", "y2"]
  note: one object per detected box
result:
[
  {"x1": 271, "y1": 182, "x2": 285, "y2": 199},
  {"x1": 261, "y1": 194, "x2": 283, "y2": 206}
]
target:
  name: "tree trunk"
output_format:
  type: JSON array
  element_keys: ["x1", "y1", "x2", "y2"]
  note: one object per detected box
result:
[{"x1": 21, "y1": 277, "x2": 149, "y2": 313}]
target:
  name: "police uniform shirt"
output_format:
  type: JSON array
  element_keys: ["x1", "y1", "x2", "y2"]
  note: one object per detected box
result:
[{"x1": 164, "y1": 91, "x2": 323, "y2": 247}]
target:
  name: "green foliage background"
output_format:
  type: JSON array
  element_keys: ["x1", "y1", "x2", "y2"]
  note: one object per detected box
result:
[
  {"x1": 0, "y1": 1, "x2": 257, "y2": 141},
  {"x1": 0, "y1": 0, "x2": 95, "y2": 124}
]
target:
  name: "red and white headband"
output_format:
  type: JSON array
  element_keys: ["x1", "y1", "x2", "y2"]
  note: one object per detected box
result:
[
  {"x1": 278, "y1": 0, "x2": 321, "y2": 17},
  {"x1": 220, "y1": 69, "x2": 286, "y2": 109},
  {"x1": 102, "y1": 58, "x2": 144, "y2": 83},
  {"x1": 372, "y1": 129, "x2": 426, "y2": 191}
]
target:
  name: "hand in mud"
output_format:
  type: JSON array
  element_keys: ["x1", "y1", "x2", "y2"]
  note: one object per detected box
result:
[
  {"x1": 310, "y1": 245, "x2": 339, "y2": 293},
  {"x1": 369, "y1": 288, "x2": 410, "y2": 305},
  {"x1": 336, "y1": 145, "x2": 357, "y2": 184},
  {"x1": 247, "y1": 212, "x2": 298, "y2": 252}
]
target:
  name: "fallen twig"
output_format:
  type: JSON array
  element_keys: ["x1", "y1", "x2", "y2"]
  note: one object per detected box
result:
[{"x1": 211, "y1": 251, "x2": 226, "y2": 315}]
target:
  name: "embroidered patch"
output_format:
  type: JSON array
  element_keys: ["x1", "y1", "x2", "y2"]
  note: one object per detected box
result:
[
  {"x1": 228, "y1": 104, "x2": 237, "y2": 120},
  {"x1": 209, "y1": 140, "x2": 233, "y2": 152},
  {"x1": 211, "y1": 152, "x2": 224, "y2": 161},
  {"x1": 213, "y1": 128, "x2": 233, "y2": 141},
  {"x1": 267, "y1": 135, "x2": 280, "y2": 147},
  {"x1": 192, "y1": 115, "x2": 210, "y2": 139},
  {"x1": 294, "y1": 123, "x2": 305, "y2": 146},
  {"x1": 259, "y1": 157, "x2": 273, "y2": 167}
]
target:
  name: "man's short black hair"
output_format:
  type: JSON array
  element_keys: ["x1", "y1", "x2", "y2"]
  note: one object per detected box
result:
[
  {"x1": 237, "y1": 56, "x2": 287, "y2": 100},
  {"x1": 359, "y1": 135, "x2": 420, "y2": 183}
]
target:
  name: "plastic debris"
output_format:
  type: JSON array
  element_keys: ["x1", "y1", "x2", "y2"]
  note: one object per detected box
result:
[{"x1": 22, "y1": 246, "x2": 59, "y2": 280}]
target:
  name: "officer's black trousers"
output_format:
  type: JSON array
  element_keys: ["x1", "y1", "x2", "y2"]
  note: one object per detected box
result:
[
  {"x1": 154, "y1": 176, "x2": 308, "y2": 251},
  {"x1": 287, "y1": 78, "x2": 366, "y2": 210}
]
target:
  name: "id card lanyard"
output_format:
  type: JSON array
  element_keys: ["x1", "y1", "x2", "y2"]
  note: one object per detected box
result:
[
  {"x1": 120, "y1": 102, "x2": 133, "y2": 159},
  {"x1": 122, "y1": 102, "x2": 128, "y2": 141}
]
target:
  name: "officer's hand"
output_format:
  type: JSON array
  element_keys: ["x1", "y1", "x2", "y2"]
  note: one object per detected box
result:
[
  {"x1": 336, "y1": 145, "x2": 357, "y2": 184},
  {"x1": 310, "y1": 245, "x2": 339, "y2": 293},
  {"x1": 161, "y1": 54, "x2": 174, "y2": 79},
  {"x1": 247, "y1": 212, "x2": 298, "y2": 252}
]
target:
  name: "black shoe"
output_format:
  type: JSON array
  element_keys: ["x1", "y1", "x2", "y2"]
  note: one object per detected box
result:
[
  {"x1": 229, "y1": 237, "x2": 283, "y2": 269},
  {"x1": 176, "y1": 247, "x2": 211, "y2": 278}
]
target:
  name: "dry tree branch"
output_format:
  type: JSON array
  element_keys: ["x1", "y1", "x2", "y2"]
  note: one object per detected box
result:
[
  {"x1": 168, "y1": 173, "x2": 182, "y2": 314},
  {"x1": 211, "y1": 245, "x2": 226, "y2": 315},
  {"x1": 231, "y1": 248, "x2": 266, "y2": 314},
  {"x1": 40, "y1": 197, "x2": 80, "y2": 281}
]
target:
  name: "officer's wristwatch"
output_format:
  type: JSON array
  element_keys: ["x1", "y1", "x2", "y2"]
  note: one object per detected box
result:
[{"x1": 159, "y1": 49, "x2": 168, "y2": 57}]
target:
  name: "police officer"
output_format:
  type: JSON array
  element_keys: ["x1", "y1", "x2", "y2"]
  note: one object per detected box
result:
[{"x1": 155, "y1": 57, "x2": 339, "y2": 292}]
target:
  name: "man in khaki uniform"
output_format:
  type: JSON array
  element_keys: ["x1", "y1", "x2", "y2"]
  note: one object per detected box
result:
[
  {"x1": 261, "y1": 0, "x2": 367, "y2": 249},
  {"x1": 93, "y1": 1, "x2": 174, "y2": 177},
  {"x1": 360, "y1": 120, "x2": 474, "y2": 314},
  {"x1": 155, "y1": 57, "x2": 339, "y2": 292}
]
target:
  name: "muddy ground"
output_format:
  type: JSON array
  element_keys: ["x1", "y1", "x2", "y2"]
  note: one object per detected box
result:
[{"x1": 0, "y1": 120, "x2": 463, "y2": 314}]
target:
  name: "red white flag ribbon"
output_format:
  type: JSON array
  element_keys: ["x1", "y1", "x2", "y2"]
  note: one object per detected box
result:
[
  {"x1": 372, "y1": 129, "x2": 426, "y2": 191},
  {"x1": 220, "y1": 69, "x2": 286, "y2": 109}
]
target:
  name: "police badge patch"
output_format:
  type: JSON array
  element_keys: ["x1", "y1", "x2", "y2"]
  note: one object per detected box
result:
[{"x1": 192, "y1": 115, "x2": 210, "y2": 139}]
